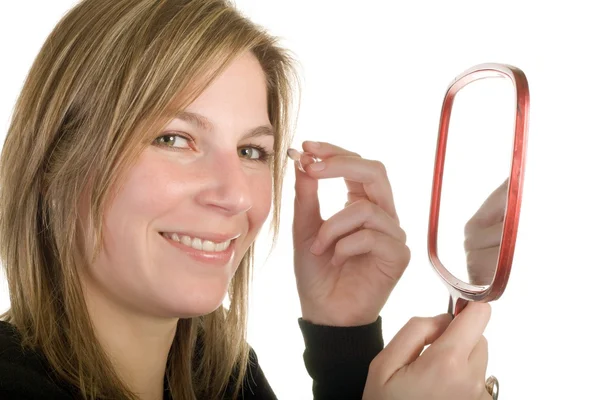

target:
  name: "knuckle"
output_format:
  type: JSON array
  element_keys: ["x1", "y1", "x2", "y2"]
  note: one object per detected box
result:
[
  {"x1": 368, "y1": 354, "x2": 384, "y2": 375},
  {"x1": 360, "y1": 230, "x2": 376, "y2": 247},
  {"x1": 437, "y1": 350, "x2": 462, "y2": 375},
  {"x1": 464, "y1": 218, "x2": 476, "y2": 235},
  {"x1": 398, "y1": 227, "x2": 407, "y2": 243},
  {"x1": 371, "y1": 160, "x2": 388, "y2": 176},
  {"x1": 465, "y1": 250, "x2": 477, "y2": 266},
  {"x1": 475, "y1": 379, "x2": 487, "y2": 394},
  {"x1": 479, "y1": 335, "x2": 488, "y2": 348},
  {"x1": 468, "y1": 379, "x2": 486, "y2": 399},
  {"x1": 406, "y1": 316, "x2": 427, "y2": 331},
  {"x1": 463, "y1": 236, "x2": 472, "y2": 250},
  {"x1": 356, "y1": 198, "x2": 376, "y2": 216},
  {"x1": 317, "y1": 222, "x2": 332, "y2": 243},
  {"x1": 333, "y1": 239, "x2": 347, "y2": 255},
  {"x1": 402, "y1": 245, "x2": 411, "y2": 264}
]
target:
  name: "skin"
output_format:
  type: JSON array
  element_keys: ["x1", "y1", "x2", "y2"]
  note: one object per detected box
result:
[
  {"x1": 290, "y1": 139, "x2": 492, "y2": 399},
  {"x1": 363, "y1": 302, "x2": 493, "y2": 400},
  {"x1": 76, "y1": 49, "x2": 493, "y2": 399},
  {"x1": 292, "y1": 141, "x2": 411, "y2": 326},
  {"x1": 79, "y1": 52, "x2": 274, "y2": 400},
  {"x1": 464, "y1": 179, "x2": 508, "y2": 285}
]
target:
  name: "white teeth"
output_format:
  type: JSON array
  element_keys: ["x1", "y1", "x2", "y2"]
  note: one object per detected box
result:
[
  {"x1": 191, "y1": 237, "x2": 202, "y2": 250},
  {"x1": 163, "y1": 232, "x2": 232, "y2": 253},
  {"x1": 203, "y1": 240, "x2": 216, "y2": 252},
  {"x1": 215, "y1": 241, "x2": 228, "y2": 252}
]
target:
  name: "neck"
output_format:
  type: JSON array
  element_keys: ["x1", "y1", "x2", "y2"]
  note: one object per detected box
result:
[{"x1": 83, "y1": 280, "x2": 178, "y2": 400}]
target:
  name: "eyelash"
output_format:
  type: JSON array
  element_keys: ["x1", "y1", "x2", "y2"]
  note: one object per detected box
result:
[
  {"x1": 153, "y1": 133, "x2": 274, "y2": 163},
  {"x1": 242, "y1": 144, "x2": 274, "y2": 163}
]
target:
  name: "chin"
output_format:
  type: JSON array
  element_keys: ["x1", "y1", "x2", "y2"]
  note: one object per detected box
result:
[
  {"x1": 155, "y1": 275, "x2": 232, "y2": 319},
  {"x1": 145, "y1": 246, "x2": 248, "y2": 319}
]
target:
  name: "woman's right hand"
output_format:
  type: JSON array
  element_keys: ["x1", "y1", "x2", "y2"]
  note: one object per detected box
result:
[{"x1": 363, "y1": 302, "x2": 493, "y2": 400}]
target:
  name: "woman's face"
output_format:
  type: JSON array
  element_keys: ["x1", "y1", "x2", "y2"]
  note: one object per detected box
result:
[{"x1": 81, "y1": 52, "x2": 274, "y2": 318}]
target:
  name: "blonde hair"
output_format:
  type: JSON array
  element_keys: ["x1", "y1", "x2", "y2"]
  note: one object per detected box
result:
[{"x1": 0, "y1": 0, "x2": 297, "y2": 399}]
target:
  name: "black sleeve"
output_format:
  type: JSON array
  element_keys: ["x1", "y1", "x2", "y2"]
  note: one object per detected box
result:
[{"x1": 298, "y1": 317, "x2": 384, "y2": 400}]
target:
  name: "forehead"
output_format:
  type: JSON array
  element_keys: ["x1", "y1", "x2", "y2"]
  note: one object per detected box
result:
[{"x1": 184, "y1": 53, "x2": 269, "y2": 122}]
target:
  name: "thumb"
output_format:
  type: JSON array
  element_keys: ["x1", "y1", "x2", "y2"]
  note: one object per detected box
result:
[
  {"x1": 290, "y1": 150, "x2": 322, "y2": 242},
  {"x1": 371, "y1": 314, "x2": 451, "y2": 383}
]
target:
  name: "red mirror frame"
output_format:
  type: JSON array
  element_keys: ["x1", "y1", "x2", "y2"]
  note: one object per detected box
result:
[{"x1": 427, "y1": 63, "x2": 530, "y2": 315}]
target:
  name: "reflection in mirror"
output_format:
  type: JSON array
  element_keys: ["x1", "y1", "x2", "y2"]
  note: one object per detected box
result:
[{"x1": 437, "y1": 77, "x2": 515, "y2": 288}]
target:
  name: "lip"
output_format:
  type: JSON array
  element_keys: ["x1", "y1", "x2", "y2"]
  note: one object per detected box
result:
[{"x1": 160, "y1": 233, "x2": 237, "y2": 266}]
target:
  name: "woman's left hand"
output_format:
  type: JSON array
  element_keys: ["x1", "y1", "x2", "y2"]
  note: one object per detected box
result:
[{"x1": 291, "y1": 141, "x2": 410, "y2": 327}]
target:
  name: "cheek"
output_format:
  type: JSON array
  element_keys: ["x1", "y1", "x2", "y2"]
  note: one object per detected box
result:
[
  {"x1": 100, "y1": 158, "x2": 184, "y2": 261},
  {"x1": 111, "y1": 157, "x2": 182, "y2": 221},
  {"x1": 247, "y1": 169, "x2": 273, "y2": 226}
]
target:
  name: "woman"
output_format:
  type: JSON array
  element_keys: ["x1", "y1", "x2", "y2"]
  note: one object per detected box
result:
[{"x1": 0, "y1": 0, "x2": 493, "y2": 399}]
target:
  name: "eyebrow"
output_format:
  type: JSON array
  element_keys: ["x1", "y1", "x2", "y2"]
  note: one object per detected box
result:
[{"x1": 174, "y1": 110, "x2": 274, "y2": 139}]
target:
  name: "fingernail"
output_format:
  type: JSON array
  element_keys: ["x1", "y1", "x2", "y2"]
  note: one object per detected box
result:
[
  {"x1": 309, "y1": 162, "x2": 325, "y2": 171},
  {"x1": 288, "y1": 148, "x2": 320, "y2": 173},
  {"x1": 287, "y1": 148, "x2": 308, "y2": 173},
  {"x1": 287, "y1": 148, "x2": 301, "y2": 161},
  {"x1": 309, "y1": 239, "x2": 321, "y2": 254},
  {"x1": 304, "y1": 141, "x2": 321, "y2": 148}
]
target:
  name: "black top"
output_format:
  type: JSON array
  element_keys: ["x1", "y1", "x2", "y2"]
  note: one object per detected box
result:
[{"x1": 0, "y1": 318, "x2": 383, "y2": 399}]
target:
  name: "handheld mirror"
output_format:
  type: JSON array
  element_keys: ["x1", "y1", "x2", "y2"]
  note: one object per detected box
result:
[
  {"x1": 428, "y1": 63, "x2": 529, "y2": 317},
  {"x1": 427, "y1": 63, "x2": 529, "y2": 399}
]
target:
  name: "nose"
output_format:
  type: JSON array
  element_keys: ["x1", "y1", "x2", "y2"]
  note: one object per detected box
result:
[{"x1": 195, "y1": 152, "x2": 253, "y2": 215}]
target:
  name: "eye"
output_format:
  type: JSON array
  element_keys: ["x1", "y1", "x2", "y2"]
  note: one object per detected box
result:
[
  {"x1": 238, "y1": 146, "x2": 265, "y2": 160},
  {"x1": 153, "y1": 134, "x2": 192, "y2": 150}
]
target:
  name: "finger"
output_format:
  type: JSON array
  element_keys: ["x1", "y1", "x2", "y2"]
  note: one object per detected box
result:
[
  {"x1": 467, "y1": 179, "x2": 509, "y2": 228},
  {"x1": 290, "y1": 151, "x2": 322, "y2": 243},
  {"x1": 464, "y1": 221, "x2": 503, "y2": 251},
  {"x1": 432, "y1": 302, "x2": 491, "y2": 355},
  {"x1": 479, "y1": 391, "x2": 494, "y2": 400},
  {"x1": 330, "y1": 230, "x2": 410, "y2": 282},
  {"x1": 302, "y1": 141, "x2": 398, "y2": 221},
  {"x1": 469, "y1": 336, "x2": 489, "y2": 381},
  {"x1": 287, "y1": 148, "x2": 319, "y2": 172},
  {"x1": 303, "y1": 155, "x2": 398, "y2": 221},
  {"x1": 466, "y1": 247, "x2": 499, "y2": 285},
  {"x1": 310, "y1": 199, "x2": 405, "y2": 255},
  {"x1": 370, "y1": 314, "x2": 451, "y2": 384},
  {"x1": 302, "y1": 140, "x2": 360, "y2": 159}
]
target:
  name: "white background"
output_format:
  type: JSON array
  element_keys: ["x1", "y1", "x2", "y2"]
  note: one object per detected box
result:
[{"x1": 2, "y1": 1, "x2": 599, "y2": 399}]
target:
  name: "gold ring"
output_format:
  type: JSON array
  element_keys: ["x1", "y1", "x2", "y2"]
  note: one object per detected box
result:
[{"x1": 485, "y1": 375, "x2": 499, "y2": 399}]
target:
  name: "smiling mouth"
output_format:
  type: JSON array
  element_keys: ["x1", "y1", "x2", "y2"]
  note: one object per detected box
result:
[{"x1": 160, "y1": 232, "x2": 234, "y2": 253}]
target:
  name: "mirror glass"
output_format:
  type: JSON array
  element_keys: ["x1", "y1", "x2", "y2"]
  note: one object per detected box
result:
[{"x1": 436, "y1": 77, "x2": 515, "y2": 287}]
